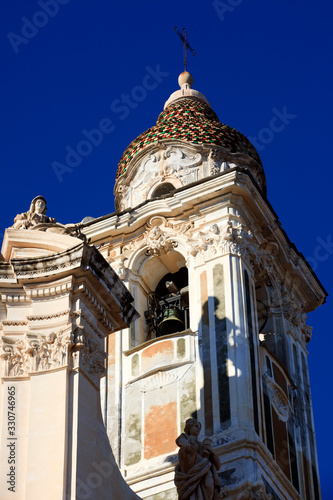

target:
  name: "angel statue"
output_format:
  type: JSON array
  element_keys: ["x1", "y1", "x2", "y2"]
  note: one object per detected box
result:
[{"x1": 174, "y1": 418, "x2": 221, "y2": 500}]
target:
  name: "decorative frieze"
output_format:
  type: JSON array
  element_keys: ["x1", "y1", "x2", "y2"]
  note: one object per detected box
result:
[
  {"x1": 0, "y1": 330, "x2": 73, "y2": 377},
  {"x1": 188, "y1": 221, "x2": 257, "y2": 265},
  {"x1": 27, "y1": 309, "x2": 72, "y2": 321},
  {"x1": 2, "y1": 320, "x2": 28, "y2": 327},
  {"x1": 0, "y1": 327, "x2": 107, "y2": 385},
  {"x1": 14, "y1": 256, "x2": 82, "y2": 277}
]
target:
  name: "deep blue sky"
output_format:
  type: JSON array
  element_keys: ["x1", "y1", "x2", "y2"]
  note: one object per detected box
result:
[{"x1": 1, "y1": 1, "x2": 332, "y2": 496}]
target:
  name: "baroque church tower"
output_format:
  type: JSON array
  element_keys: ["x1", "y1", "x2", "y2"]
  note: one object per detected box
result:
[{"x1": 82, "y1": 72, "x2": 326, "y2": 499}]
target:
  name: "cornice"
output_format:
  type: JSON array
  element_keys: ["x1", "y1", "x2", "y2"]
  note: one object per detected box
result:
[{"x1": 82, "y1": 169, "x2": 326, "y2": 311}]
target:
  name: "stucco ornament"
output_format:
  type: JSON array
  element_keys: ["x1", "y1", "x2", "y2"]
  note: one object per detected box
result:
[
  {"x1": 115, "y1": 145, "x2": 202, "y2": 210},
  {"x1": 188, "y1": 221, "x2": 258, "y2": 266},
  {"x1": 122, "y1": 216, "x2": 192, "y2": 257},
  {"x1": 12, "y1": 196, "x2": 56, "y2": 229},
  {"x1": 174, "y1": 418, "x2": 221, "y2": 500},
  {"x1": 188, "y1": 221, "x2": 280, "y2": 274},
  {"x1": 0, "y1": 330, "x2": 74, "y2": 377}
]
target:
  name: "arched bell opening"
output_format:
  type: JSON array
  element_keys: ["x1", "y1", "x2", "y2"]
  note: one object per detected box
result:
[
  {"x1": 146, "y1": 266, "x2": 189, "y2": 338},
  {"x1": 129, "y1": 248, "x2": 189, "y2": 346}
]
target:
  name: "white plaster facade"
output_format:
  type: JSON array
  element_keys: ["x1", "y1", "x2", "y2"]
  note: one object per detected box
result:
[{"x1": 0, "y1": 229, "x2": 140, "y2": 499}]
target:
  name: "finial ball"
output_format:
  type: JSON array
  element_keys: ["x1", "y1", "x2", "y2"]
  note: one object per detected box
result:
[{"x1": 178, "y1": 71, "x2": 193, "y2": 89}]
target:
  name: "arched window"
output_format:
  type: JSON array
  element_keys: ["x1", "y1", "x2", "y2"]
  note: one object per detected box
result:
[
  {"x1": 146, "y1": 267, "x2": 189, "y2": 338},
  {"x1": 256, "y1": 278, "x2": 288, "y2": 369},
  {"x1": 129, "y1": 250, "x2": 189, "y2": 346},
  {"x1": 151, "y1": 183, "x2": 175, "y2": 199}
]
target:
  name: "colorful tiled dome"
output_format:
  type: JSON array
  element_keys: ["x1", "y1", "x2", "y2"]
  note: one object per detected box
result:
[{"x1": 116, "y1": 76, "x2": 262, "y2": 181}]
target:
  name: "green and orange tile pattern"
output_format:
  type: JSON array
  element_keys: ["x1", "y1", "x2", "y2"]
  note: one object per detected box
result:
[{"x1": 116, "y1": 99, "x2": 262, "y2": 180}]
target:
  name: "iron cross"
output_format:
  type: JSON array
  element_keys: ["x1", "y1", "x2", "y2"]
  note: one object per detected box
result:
[{"x1": 174, "y1": 27, "x2": 196, "y2": 71}]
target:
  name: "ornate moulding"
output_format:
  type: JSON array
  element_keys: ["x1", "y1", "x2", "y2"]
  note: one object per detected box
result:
[
  {"x1": 187, "y1": 220, "x2": 279, "y2": 271},
  {"x1": 0, "y1": 328, "x2": 107, "y2": 386},
  {"x1": 115, "y1": 142, "x2": 264, "y2": 211},
  {"x1": 116, "y1": 145, "x2": 203, "y2": 211},
  {"x1": 0, "y1": 330, "x2": 73, "y2": 377},
  {"x1": 119, "y1": 218, "x2": 281, "y2": 281},
  {"x1": 27, "y1": 308, "x2": 72, "y2": 322},
  {"x1": 122, "y1": 215, "x2": 193, "y2": 258},
  {"x1": 135, "y1": 365, "x2": 193, "y2": 393}
]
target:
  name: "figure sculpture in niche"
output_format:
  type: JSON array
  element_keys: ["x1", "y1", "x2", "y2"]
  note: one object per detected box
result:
[
  {"x1": 174, "y1": 418, "x2": 221, "y2": 500},
  {"x1": 12, "y1": 196, "x2": 56, "y2": 229}
]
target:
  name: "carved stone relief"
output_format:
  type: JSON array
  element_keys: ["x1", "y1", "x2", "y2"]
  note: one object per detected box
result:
[
  {"x1": 0, "y1": 327, "x2": 106, "y2": 386},
  {"x1": 188, "y1": 221, "x2": 259, "y2": 267},
  {"x1": 122, "y1": 216, "x2": 193, "y2": 258},
  {"x1": 281, "y1": 289, "x2": 310, "y2": 344},
  {"x1": 0, "y1": 330, "x2": 73, "y2": 377},
  {"x1": 115, "y1": 146, "x2": 202, "y2": 210},
  {"x1": 240, "y1": 483, "x2": 273, "y2": 500},
  {"x1": 304, "y1": 326, "x2": 312, "y2": 344},
  {"x1": 262, "y1": 371, "x2": 291, "y2": 422},
  {"x1": 187, "y1": 221, "x2": 280, "y2": 275},
  {"x1": 72, "y1": 328, "x2": 107, "y2": 386}
]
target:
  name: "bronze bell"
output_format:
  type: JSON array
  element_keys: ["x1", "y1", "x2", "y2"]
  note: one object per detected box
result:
[{"x1": 157, "y1": 307, "x2": 184, "y2": 336}]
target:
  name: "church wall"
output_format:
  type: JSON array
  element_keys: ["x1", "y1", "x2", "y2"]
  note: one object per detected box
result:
[
  {"x1": 26, "y1": 369, "x2": 68, "y2": 500},
  {"x1": 0, "y1": 232, "x2": 140, "y2": 500},
  {"x1": 0, "y1": 379, "x2": 29, "y2": 499},
  {"x1": 122, "y1": 331, "x2": 197, "y2": 473}
]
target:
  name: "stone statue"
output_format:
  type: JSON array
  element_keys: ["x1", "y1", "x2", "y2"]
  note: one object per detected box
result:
[
  {"x1": 12, "y1": 196, "x2": 56, "y2": 229},
  {"x1": 174, "y1": 418, "x2": 221, "y2": 500}
]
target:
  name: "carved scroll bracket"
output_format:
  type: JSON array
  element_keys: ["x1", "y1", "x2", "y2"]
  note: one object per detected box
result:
[{"x1": 71, "y1": 327, "x2": 107, "y2": 386}]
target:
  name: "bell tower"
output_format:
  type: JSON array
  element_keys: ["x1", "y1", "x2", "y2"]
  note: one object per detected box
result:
[{"x1": 83, "y1": 72, "x2": 326, "y2": 500}]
